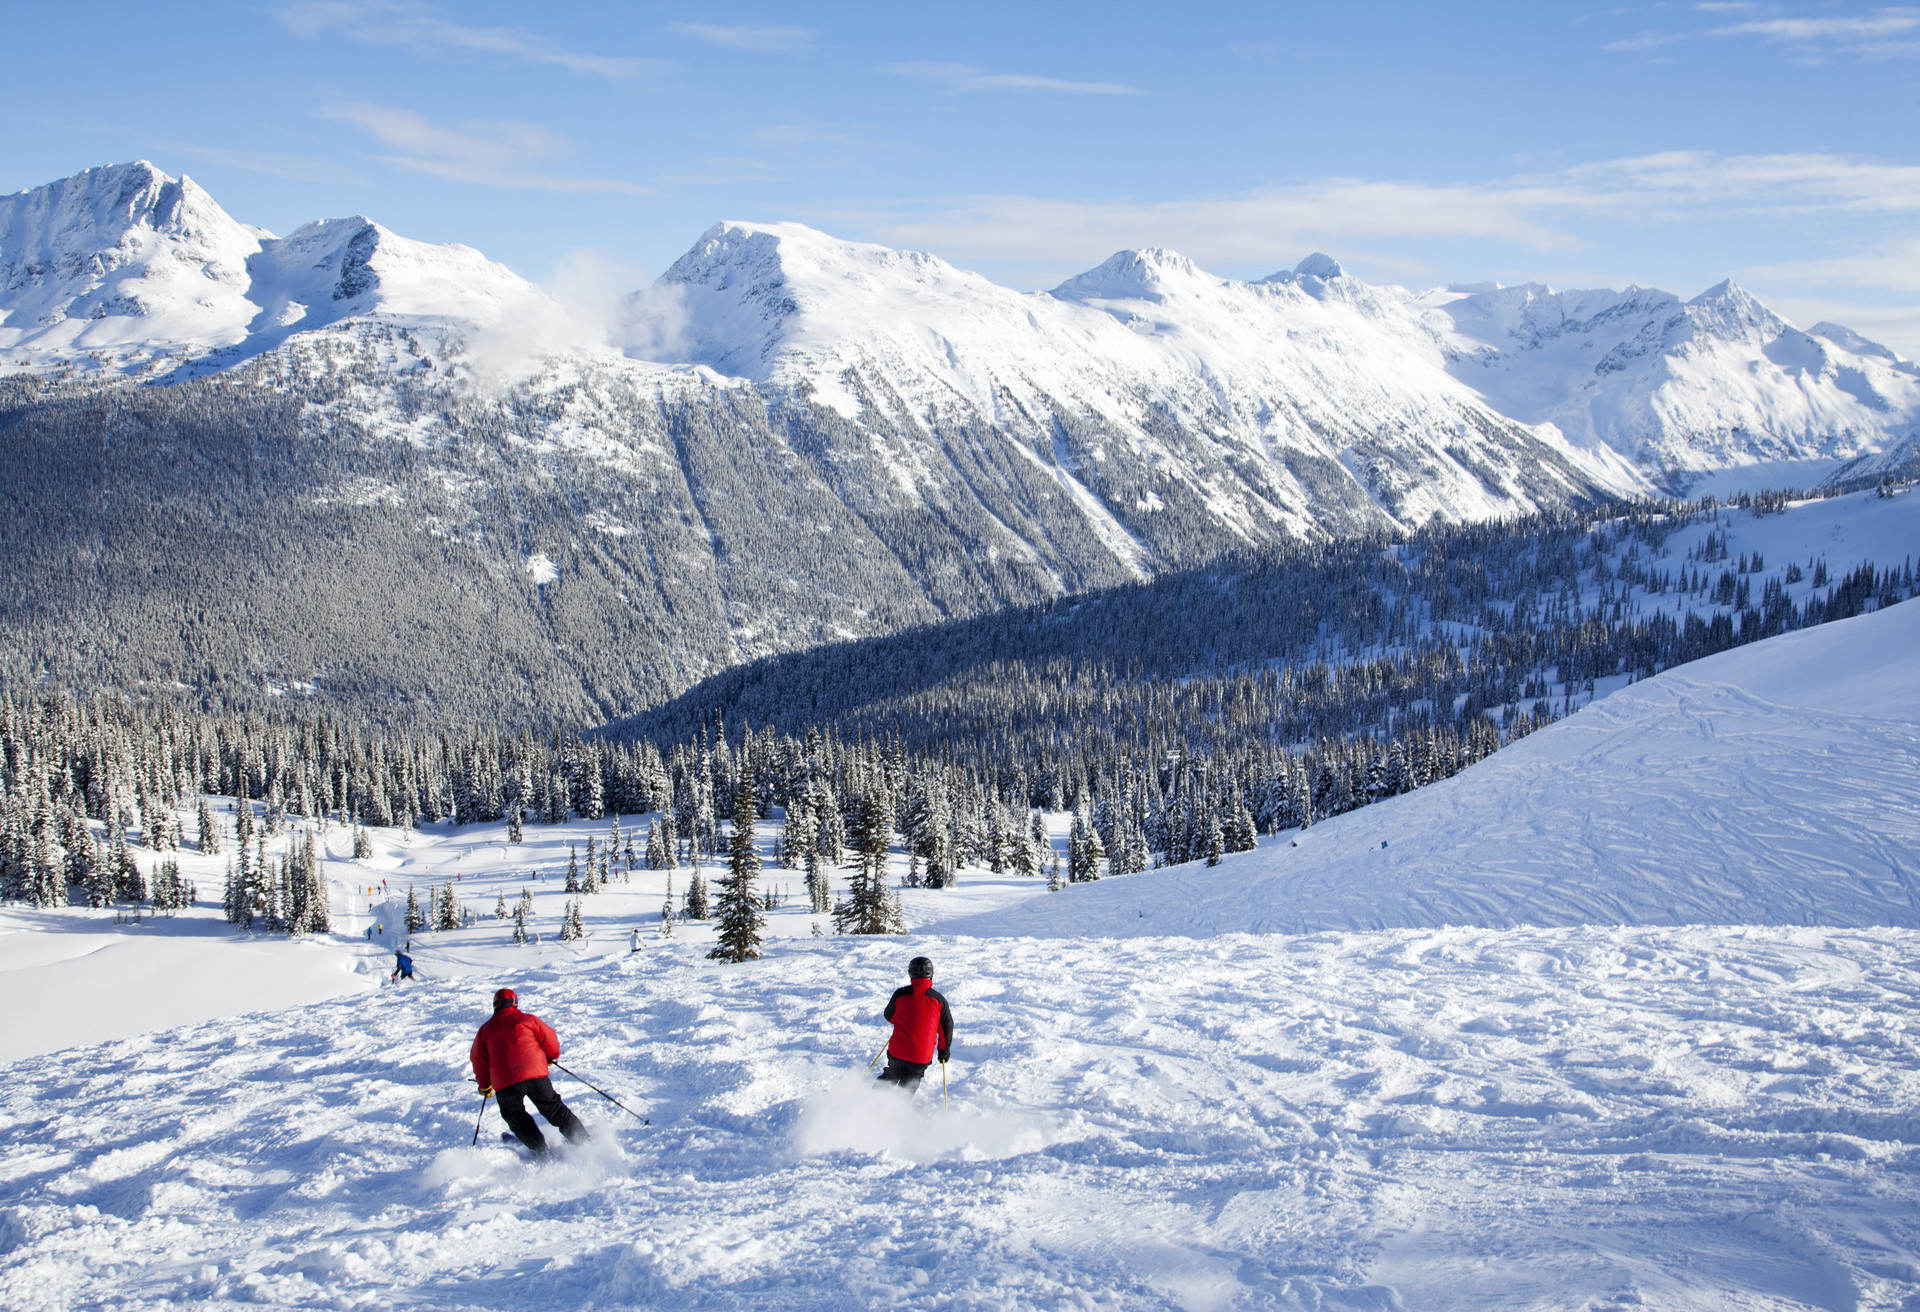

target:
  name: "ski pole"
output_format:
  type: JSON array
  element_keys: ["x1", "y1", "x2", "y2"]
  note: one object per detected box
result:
[
  {"x1": 551, "y1": 1061, "x2": 650, "y2": 1125},
  {"x1": 868, "y1": 1040, "x2": 888, "y2": 1070},
  {"x1": 941, "y1": 1059, "x2": 948, "y2": 1107},
  {"x1": 470, "y1": 1091, "x2": 491, "y2": 1145}
]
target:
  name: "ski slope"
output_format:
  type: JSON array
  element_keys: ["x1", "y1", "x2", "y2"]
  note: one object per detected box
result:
[
  {"x1": 935, "y1": 596, "x2": 1920, "y2": 940},
  {"x1": 4, "y1": 925, "x2": 1920, "y2": 1311}
]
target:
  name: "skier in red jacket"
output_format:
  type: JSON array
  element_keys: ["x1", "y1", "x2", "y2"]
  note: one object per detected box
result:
[
  {"x1": 470, "y1": 988, "x2": 588, "y2": 1153},
  {"x1": 878, "y1": 956, "x2": 953, "y2": 1091}
]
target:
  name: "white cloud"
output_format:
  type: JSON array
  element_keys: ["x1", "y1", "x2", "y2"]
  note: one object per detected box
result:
[
  {"x1": 1610, "y1": 6, "x2": 1920, "y2": 59},
  {"x1": 1744, "y1": 238, "x2": 1920, "y2": 293},
  {"x1": 883, "y1": 62, "x2": 1137, "y2": 95},
  {"x1": 667, "y1": 22, "x2": 816, "y2": 54},
  {"x1": 818, "y1": 150, "x2": 1920, "y2": 274},
  {"x1": 277, "y1": 1, "x2": 663, "y2": 79},
  {"x1": 323, "y1": 103, "x2": 653, "y2": 194}
]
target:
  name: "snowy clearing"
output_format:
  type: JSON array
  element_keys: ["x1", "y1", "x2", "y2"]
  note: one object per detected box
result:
[{"x1": 4, "y1": 927, "x2": 1920, "y2": 1311}]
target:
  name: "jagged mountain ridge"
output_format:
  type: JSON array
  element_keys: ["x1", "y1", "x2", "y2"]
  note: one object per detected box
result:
[
  {"x1": 0, "y1": 161, "x2": 539, "y2": 376},
  {"x1": 1416, "y1": 278, "x2": 1920, "y2": 488},
  {"x1": 0, "y1": 160, "x2": 1907, "y2": 728}
]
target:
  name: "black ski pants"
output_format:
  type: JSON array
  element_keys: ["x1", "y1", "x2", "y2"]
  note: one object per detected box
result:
[
  {"x1": 497, "y1": 1075, "x2": 587, "y2": 1152},
  {"x1": 877, "y1": 1056, "x2": 931, "y2": 1090}
]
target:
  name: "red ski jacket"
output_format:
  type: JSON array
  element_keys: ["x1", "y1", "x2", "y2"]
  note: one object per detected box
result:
[
  {"x1": 471, "y1": 1006, "x2": 560, "y2": 1090},
  {"x1": 883, "y1": 979, "x2": 954, "y2": 1064}
]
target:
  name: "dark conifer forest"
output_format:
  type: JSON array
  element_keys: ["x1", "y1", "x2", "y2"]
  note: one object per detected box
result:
[{"x1": 3, "y1": 484, "x2": 1911, "y2": 915}]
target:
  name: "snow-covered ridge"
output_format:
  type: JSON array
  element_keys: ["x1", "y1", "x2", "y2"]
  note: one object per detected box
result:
[
  {"x1": 1418, "y1": 276, "x2": 1920, "y2": 487},
  {"x1": 935, "y1": 587, "x2": 1920, "y2": 939},
  {"x1": 6, "y1": 163, "x2": 1916, "y2": 501},
  {"x1": 0, "y1": 161, "x2": 543, "y2": 373}
]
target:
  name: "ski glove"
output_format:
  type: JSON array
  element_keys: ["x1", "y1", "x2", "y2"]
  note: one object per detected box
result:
[
  {"x1": 938, "y1": 1050, "x2": 950, "y2": 1064},
  {"x1": 478, "y1": 1086, "x2": 493, "y2": 1096}
]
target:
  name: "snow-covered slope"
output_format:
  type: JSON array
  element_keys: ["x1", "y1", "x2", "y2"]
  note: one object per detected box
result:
[
  {"x1": 1417, "y1": 279, "x2": 1920, "y2": 490},
  {"x1": 935, "y1": 595, "x2": 1920, "y2": 939},
  {"x1": 650, "y1": 222, "x2": 1632, "y2": 543},
  {"x1": 0, "y1": 161, "x2": 543, "y2": 375},
  {"x1": 7, "y1": 924, "x2": 1920, "y2": 1311}
]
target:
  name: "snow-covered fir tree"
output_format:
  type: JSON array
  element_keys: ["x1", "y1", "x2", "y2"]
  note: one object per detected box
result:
[
  {"x1": 197, "y1": 799, "x2": 220, "y2": 855},
  {"x1": 709, "y1": 761, "x2": 765, "y2": 962}
]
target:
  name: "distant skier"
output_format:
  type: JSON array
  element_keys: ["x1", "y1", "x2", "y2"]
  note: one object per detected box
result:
[
  {"x1": 392, "y1": 948, "x2": 414, "y2": 982},
  {"x1": 471, "y1": 988, "x2": 588, "y2": 1154},
  {"x1": 630, "y1": 927, "x2": 641, "y2": 953},
  {"x1": 877, "y1": 956, "x2": 953, "y2": 1092}
]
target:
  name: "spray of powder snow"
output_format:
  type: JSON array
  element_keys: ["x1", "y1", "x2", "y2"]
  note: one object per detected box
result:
[
  {"x1": 791, "y1": 1070, "x2": 1078, "y2": 1163},
  {"x1": 423, "y1": 1131, "x2": 632, "y2": 1201}
]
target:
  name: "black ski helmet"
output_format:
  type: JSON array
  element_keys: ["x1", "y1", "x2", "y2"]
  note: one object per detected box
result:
[{"x1": 908, "y1": 956, "x2": 934, "y2": 979}]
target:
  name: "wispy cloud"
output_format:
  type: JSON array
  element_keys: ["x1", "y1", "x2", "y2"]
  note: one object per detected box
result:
[
  {"x1": 667, "y1": 22, "x2": 816, "y2": 54},
  {"x1": 277, "y1": 1, "x2": 664, "y2": 79},
  {"x1": 323, "y1": 103, "x2": 653, "y2": 194},
  {"x1": 818, "y1": 150, "x2": 1920, "y2": 271},
  {"x1": 884, "y1": 62, "x2": 1138, "y2": 95},
  {"x1": 1745, "y1": 237, "x2": 1920, "y2": 293},
  {"x1": 1607, "y1": 5, "x2": 1920, "y2": 59},
  {"x1": 165, "y1": 143, "x2": 367, "y2": 186}
]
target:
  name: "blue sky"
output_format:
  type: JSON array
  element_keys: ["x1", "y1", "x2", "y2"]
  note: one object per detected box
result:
[{"x1": 7, "y1": 1, "x2": 1920, "y2": 350}]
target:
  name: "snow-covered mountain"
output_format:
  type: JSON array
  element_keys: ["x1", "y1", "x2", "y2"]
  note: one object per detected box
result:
[
  {"x1": 1416, "y1": 278, "x2": 1920, "y2": 489},
  {"x1": 0, "y1": 161, "x2": 541, "y2": 374},
  {"x1": 643, "y1": 221, "x2": 1621, "y2": 550},
  {"x1": 4, "y1": 161, "x2": 1917, "y2": 725}
]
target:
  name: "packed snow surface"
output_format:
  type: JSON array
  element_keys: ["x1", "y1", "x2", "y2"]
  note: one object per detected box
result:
[{"x1": 939, "y1": 596, "x2": 1920, "y2": 940}]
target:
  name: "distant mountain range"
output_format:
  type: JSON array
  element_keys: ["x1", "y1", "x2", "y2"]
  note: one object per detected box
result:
[{"x1": 0, "y1": 161, "x2": 1913, "y2": 727}]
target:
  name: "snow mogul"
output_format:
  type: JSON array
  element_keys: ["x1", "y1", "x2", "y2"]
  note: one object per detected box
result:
[
  {"x1": 878, "y1": 956, "x2": 953, "y2": 1091},
  {"x1": 471, "y1": 988, "x2": 589, "y2": 1153}
]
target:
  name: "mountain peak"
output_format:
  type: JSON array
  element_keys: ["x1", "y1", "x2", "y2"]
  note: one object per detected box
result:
[
  {"x1": 1684, "y1": 278, "x2": 1784, "y2": 344},
  {"x1": 1049, "y1": 248, "x2": 1212, "y2": 304},
  {"x1": 1293, "y1": 252, "x2": 1345, "y2": 280}
]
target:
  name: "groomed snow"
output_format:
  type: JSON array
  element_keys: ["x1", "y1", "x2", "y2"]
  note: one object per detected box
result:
[{"x1": 936, "y1": 597, "x2": 1920, "y2": 941}]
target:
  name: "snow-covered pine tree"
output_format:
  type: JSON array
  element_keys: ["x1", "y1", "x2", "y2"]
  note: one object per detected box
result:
[
  {"x1": 558, "y1": 898, "x2": 584, "y2": 941},
  {"x1": 685, "y1": 866, "x2": 709, "y2": 919},
  {"x1": 197, "y1": 799, "x2": 220, "y2": 855},
  {"x1": 709, "y1": 761, "x2": 765, "y2": 963},
  {"x1": 832, "y1": 788, "x2": 903, "y2": 935},
  {"x1": 112, "y1": 819, "x2": 146, "y2": 903},
  {"x1": 565, "y1": 845, "x2": 581, "y2": 893},
  {"x1": 224, "y1": 858, "x2": 250, "y2": 927},
  {"x1": 436, "y1": 880, "x2": 460, "y2": 932},
  {"x1": 494, "y1": 891, "x2": 508, "y2": 919},
  {"x1": 507, "y1": 806, "x2": 523, "y2": 844},
  {"x1": 511, "y1": 902, "x2": 528, "y2": 945},
  {"x1": 1205, "y1": 813, "x2": 1225, "y2": 866},
  {"x1": 404, "y1": 884, "x2": 426, "y2": 934},
  {"x1": 353, "y1": 825, "x2": 373, "y2": 859},
  {"x1": 301, "y1": 833, "x2": 330, "y2": 934}
]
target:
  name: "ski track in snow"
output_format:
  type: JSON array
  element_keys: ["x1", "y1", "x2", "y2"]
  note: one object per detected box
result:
[{"x1": 4, "y1": 928, "x2": 1920, "y2": 1311}]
